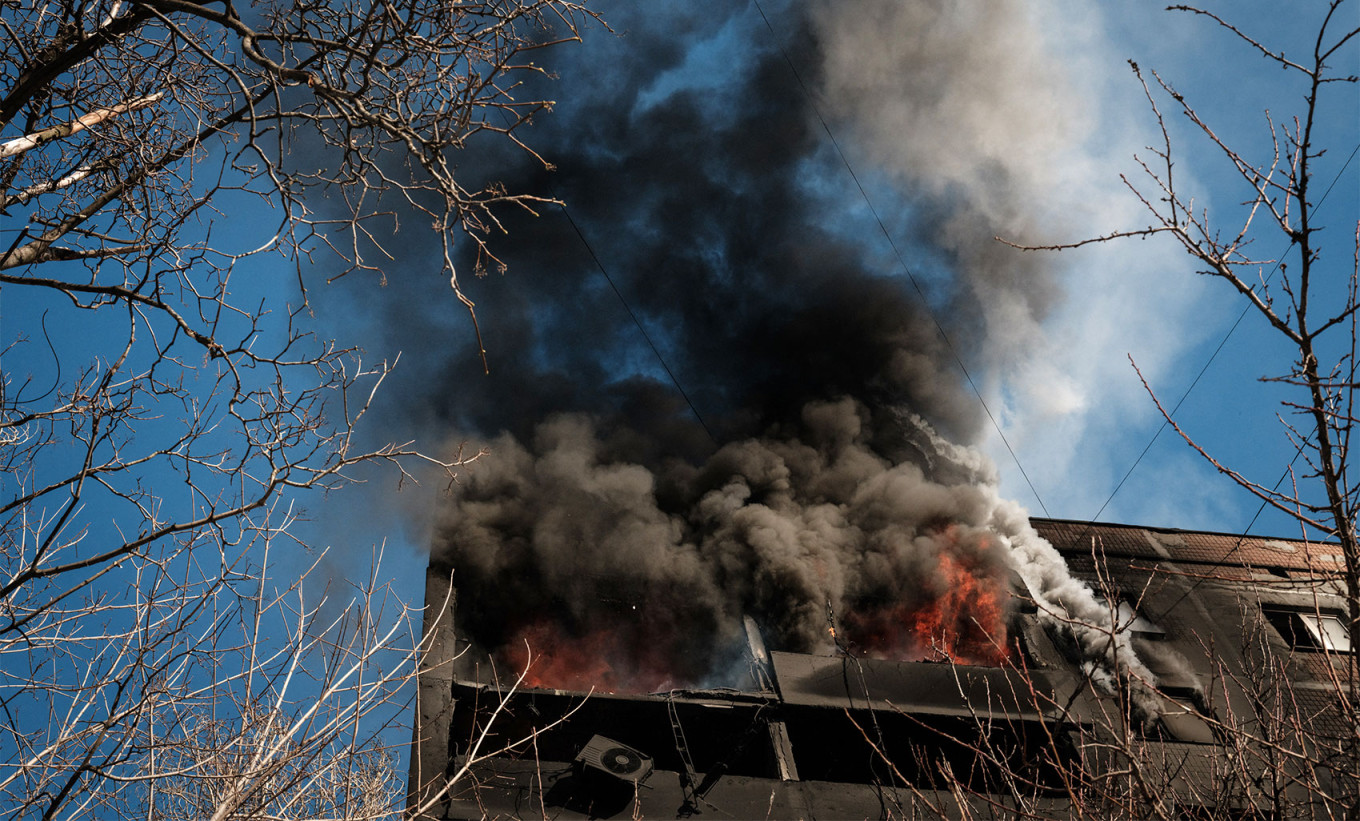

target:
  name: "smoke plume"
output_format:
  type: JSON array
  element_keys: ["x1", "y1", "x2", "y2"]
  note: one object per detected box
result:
[
  {"x1": 442, "y1": 403, "x2": 1020, "y2": 689},
  {"x1": 337, "y1": 1, "x2": 1157, "y2": 695},
  {"x1": 810, "y1": 0, "x2": 1082, "y2": 394}
]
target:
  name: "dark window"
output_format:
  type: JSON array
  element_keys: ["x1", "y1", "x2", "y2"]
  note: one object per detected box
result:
[
  {"x1": 783, "y1": 706, "x2": 1069, "y2": 793},
  {"x1": 448, "y1": 686, "x2": 781, "y2": 779}
]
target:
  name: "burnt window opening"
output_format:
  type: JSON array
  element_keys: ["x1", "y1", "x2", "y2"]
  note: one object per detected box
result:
[
  {"x1": 1263, "y1": 607, "x2": 1352, "y2": 653},
  {"x1": 1012, "y1": 611, "x2": 1070, "y2": 670},
  {"x1": 448, "y1": 686, "x2": 782, "y2": 782},
  {"x1": 1041, "y1": 619, "x2": 1084, "y2": 668},
  {"x1": 966, "y1": 610, "x2": 1041, "y2": 670},
  {"x1": 1040, "y1": 599, "x2": 1166, "y2": 672},
  {"x1": 781, "y1": 706, "x2": 1070, "y2": 794}
]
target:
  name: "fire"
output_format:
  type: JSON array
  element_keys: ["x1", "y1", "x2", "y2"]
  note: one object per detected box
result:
[
  {"x1": 493, "y1": 526, "x2": 1015, "y2": 690},
  {"x1": 498, "y1": 617, "x2": 689, "y2": 694},
  {"x1": 842, "y1": 550, "x2": 1012, "y2": 666}
]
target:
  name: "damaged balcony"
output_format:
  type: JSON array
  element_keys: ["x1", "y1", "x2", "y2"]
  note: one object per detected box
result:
[{"x1": 408, "y1": 517, "x2": 1356, "y2": 820}]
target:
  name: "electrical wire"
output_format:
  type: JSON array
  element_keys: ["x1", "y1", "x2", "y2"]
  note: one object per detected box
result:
[
  {"x1": 1067, "y1": 138, "x2": 1359, "y2": 568},
  {"x1": 1085, "y1": 139, "x2": 1360, "y2": 531},
  {"x1": 547, "y1": 3, "x2": 1357, "y2": 623},
  {"x1": 1061, "y1": 139, "x2": 1359, "y2": 620},
  {"x1": 751, "y1": 0, "x2": 1357, "y2": 733},
  {"x1": 1154, "y1": 439, "x2": 1309, "y2": 621},
  {"x1": 555, "y1": 201, "x2": 719, "y2": 446}
]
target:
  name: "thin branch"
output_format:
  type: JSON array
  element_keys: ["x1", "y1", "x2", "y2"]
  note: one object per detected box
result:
[{"x1": 0, "y1": 92, "x2": 164, "y2": 159}]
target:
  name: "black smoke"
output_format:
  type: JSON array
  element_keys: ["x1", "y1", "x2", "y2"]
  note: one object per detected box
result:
[
  {"x1": 415, "y1": 7, "x2": 983, "y2": 446},
  {"x1": 327, "y1": 1, "x2": 1135, "y2": 689}
]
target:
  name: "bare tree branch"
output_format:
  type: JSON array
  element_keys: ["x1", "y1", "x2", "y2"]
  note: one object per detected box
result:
[{"x1": 0, "y1": 1, "x2": 602, "y2": 816}]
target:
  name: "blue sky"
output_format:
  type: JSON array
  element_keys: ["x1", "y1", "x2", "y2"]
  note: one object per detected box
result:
[
  {"x1": 7, "y1": 0, "x2": 1350, "y2": 653},
  {"x1": 996, "y1": 0, "x2": 1359, "y2": 536}
]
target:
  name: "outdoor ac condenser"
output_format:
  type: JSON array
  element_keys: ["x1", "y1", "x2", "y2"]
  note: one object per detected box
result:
[{"x1": 575, "y1": 734, "x2": 654, "y2": 784}]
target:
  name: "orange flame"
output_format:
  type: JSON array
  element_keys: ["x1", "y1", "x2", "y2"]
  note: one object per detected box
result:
[
  {"x1": 499, "y1": 618, "x2": 687, "y2": 694},
  {"x1": 496, "y1": 527, "x2": 1013, "y2": 689},
  {"x1": 842, "y1": 550, "x2": 1011, "y2": 666}
]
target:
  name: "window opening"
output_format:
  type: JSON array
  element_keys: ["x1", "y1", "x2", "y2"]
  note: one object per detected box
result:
[
  {"x1": 1263, "y1": 607, "x2": 1352, "y2": 653},
  {"x1": 1302, "y1": 613, "x2": 1350, "y2": 652},
  {"x1": 1150, "y1": 686, "x2": 1218, "y2": 745}
]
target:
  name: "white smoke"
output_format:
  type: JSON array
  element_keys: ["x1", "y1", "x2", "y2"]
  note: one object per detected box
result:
[
  {"x1": 810, "y1": 0, "x2": 1083, "y2": 399},
  {"x1": 990, "y1": 498, "x2": 1162, "y2": 712}
]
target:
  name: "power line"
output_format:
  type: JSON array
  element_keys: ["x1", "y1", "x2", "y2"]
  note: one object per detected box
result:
[
  {"x1": 751, "y1": 0, "x2": 1358, "y2": 589},
  {"x1": 550, "y1": 4, "x2": 1357, "y2": 546},
  {"x1": 497, "y1": 98, "x2": 720, "y2": 448},
  {"x1": 1060, "y1": 139, "x2": 1359, "y2": 616},
  {"x1": 1155, "y1": 439, "x2": 1309, "y2": 621},
  {"x1": 556, "y1": 200, "x2": 719, "y2": 447},
  {"x1": 1084, "y1": 139, "x2": 1360, "y2": 530},
  {"x1": 1128, "y1": 140, "x2": 1359, "y2": 616}
]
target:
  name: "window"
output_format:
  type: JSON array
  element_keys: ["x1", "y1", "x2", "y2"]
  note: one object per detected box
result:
[
  {"x1": 783, "y1": 706, "x2": 1070, "y2": 793},
  {"x1": 1302, "y1": 613, "x2": 1350, "y2": 652},
  {"x1": 1098, "y1": 597, "x2": 1166, "y2": 640},
  {"x1": 1263, "y1": 607, "x2": 1352, "y2": 653},
  {"x1": 1152, "y1": 686, "x2": 1217, "y2": 745}
]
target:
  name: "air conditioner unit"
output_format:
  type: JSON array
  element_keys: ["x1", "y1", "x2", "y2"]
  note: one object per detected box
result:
[{"x1": 575, "y1": 734, "x2": 654, "y2": 784}]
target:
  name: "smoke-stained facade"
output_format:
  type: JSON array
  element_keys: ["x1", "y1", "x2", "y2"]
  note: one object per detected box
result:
[{"x1": 409, "y1": 520, "x2": 1356, "y2": 820}]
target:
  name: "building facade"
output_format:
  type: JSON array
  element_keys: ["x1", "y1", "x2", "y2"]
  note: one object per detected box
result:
[{"x1": 407, "y1": 518, "x2": 1356, "y2": 819}]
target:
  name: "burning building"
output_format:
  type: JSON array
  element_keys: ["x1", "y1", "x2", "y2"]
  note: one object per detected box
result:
[
  {"x1": 363, "y1": 4, "x2": 1354, "y2": 818},
  {"x1": 407, "y1": 516, "x2": 1356, "y2": 819}
]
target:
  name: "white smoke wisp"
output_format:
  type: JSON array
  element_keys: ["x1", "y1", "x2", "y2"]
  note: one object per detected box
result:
[
  {"x1": 914, "y1": 411, "x2": 1164, "y2": 707},
  {"x1": 989, "y1": 497, "x2": 1163, "y2": 714},
  {"x1": 810, "y1": 0, "x2": 1082, "y2": 387}
]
